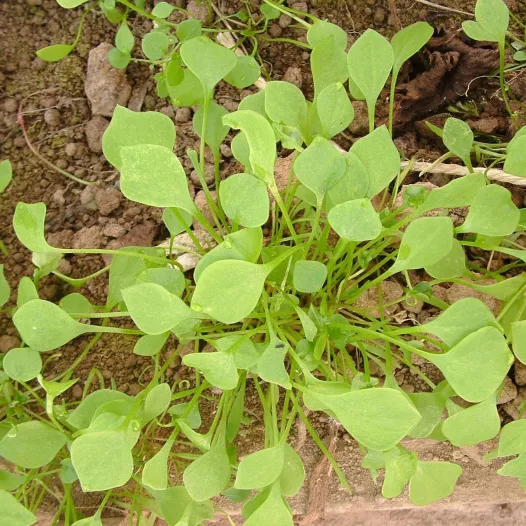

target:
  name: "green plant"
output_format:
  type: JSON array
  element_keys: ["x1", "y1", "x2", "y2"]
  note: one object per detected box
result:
[{"x1": 3, "y1": 14, "x2": 526, "y2": 526}]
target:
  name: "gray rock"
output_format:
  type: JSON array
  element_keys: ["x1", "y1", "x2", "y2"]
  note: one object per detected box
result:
[
  {"x1": 85, "y1": 43, "x2": 132, "y2": 117},
  {"x1": 0, "y1": 335, "x2": 20, "y2": 354},
  {"x1": 80, "y1": 186, "x2": 98, "y2": 211},
  {"x1": 283, "y1": 67, "x2": 303, "y2": 88},
  {"x1": 44, "y1": 109, "x2": 61, "y2": 127},
  {"x1": 349, "y1": 101, "x2": 369, "y2": 136},
  {"x1": 85, "y1": 115, "x2": 109, "y2": 153},
  {"x1": 175, "y1": 107, "x2": 192, "y2": 123},
  {"x1": 73, "y1": 225, "x2": 105, "y2": 249},
  {"x1": 186, "y1": 0, "x2": 209, "y2": 23},
  {"x1": 103, "y1": 223, "x2": 127, "y2": 238},
  {"x1": 95, "y1": 186, "x2": 122, "y2": 216}
]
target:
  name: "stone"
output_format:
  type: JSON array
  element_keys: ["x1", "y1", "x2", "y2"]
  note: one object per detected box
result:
[
  {"x1": 175, "y1": 107, "x2": 192, "y2": 123},
  {"x1": 80, "y1": 186, "x2": 98, "y2": 211},
  {"x1": 355, "y1": 281, "x2": 404, "y2": 318},
  {"x1": 220, "y1": 144, "x2": 232, "y2": 158},
  {"x1": 186, "y1": 0, "x2": 209, "y2": 23},
  {"x1": 278, "y1": 14, "x2": 292, "y2": 28},
  {"x1": 0, "y1": 335, "x2": 21, "y2": 353},
  {"x1": 193, "y1": 190, "x2": 217, "y2": 230},
  {"x1": 283, "y1": 66, "x2": 303, "y2": 88},
  {"x1": 43, "y1": 109, "x2": 60, "y2": 127},
  {"x1": 85, "y1": 43, "x2": 132, "y2": 117},
  {"x1": 85, "y1": 115, "x2": 109, "y2": 153},
  {"x1": 497, "y1": 376, "x2": 518, "y2": 405},
  {"x1": 65, "y1": 143, "x2": 78, "y2": 157},
  {"x1": 269, "y1": 24, "x2": 283, "y2": 37},
  {"x1": 95, "y1": 186, "x2": 122, "y2": 215},
  {"x1": 52, "y1": 189, "x2": 65, "y2": 206},
  {"x1": 73, "y1": 225, "x2": 105, "y2": 249},
  {"x1": 514, "y1": 362, "x2": 526, "y2": 387},
  {"x1": 103, "y1": 223, "x2": 127, "y2": 238},
  {"x1": 190, "y1": 164, "x2": 214, "y2": 187},
  {"x1": 349, "y1": 101, "x2": 369, "y2": 136},
  {"x1": 3, "y1": 99, "x2": 17, "y2": 113}
]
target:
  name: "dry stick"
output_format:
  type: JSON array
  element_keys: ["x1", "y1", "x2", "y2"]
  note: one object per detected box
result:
[{"x1": 411, "y1": 0, "x2": 474, "y2": 17}]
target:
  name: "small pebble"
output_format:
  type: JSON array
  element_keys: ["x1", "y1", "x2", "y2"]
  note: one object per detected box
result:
[
  {"x1": 269, "y1": 24, "x2": 283, "y2": 37},
  {"x1": 65, "y1": 143, "x2": 78, "y2": 157},
  {"x1": 44, "y1": 109, "x2": 61, "y2": 127},
  {"x1": 52, "y1": 189, "x2": 65, "y2": 206},
  {"x1": 220, "y1": 144, "x2": 232, "y2": 158},
  {"x1": 175, "y1": 107, "x2": 192, "y2": 123},
  {"x1": 14, "y1": 137, "x2": 26, "y2": 148},
  {"x1": 3, "y1": 99, "x2": 18, "y2": 113}
]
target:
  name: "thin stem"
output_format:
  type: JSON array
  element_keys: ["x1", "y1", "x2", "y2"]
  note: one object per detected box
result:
[
  {"x1": 388, "y1": 71, "x2": 399, "y2": 136},
  {"x1": 499, "y1": 42, "x2": 517, "y2": 126}
]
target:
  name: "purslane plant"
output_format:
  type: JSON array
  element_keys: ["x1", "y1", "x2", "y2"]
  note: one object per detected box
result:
[{"x1": 3, "y1": 19, "x2": 526, "y2": 526}]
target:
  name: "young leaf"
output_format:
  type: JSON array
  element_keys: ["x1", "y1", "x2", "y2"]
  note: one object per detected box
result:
[
  {"x1": 219, "y1": 173, "x2": 269, "y2": 227},
  {"x1": 119, "y1": 144, "x2": 195, "y2": 213},
  {"x1": 307, "y1": 20, "x2": 348, "y2": 50},
  {"x1": 512, "y1": 320, "x2": 526, "y2": 364},
  {"x1": 0, "y1": 471, "x2": 27, "y2": 491},
  {"x1": 169, "y1": 68, "x2": 205, "y2": 107},
  {"x1": 13, "y1": 202, "x2": 58, "y2": 253},
  {"x1": 264, "y1": 81, "x2": 308, "y2": 130},
  {"x1": 144, "y1": 383, "x2": 172, "y2": 423},
  {"x1": 192, "y1": 260, "x2": 269, "y2": 324},
  {"x1": 347, "y1": 30, "x2": 393, "y2": 127},
  {"x1": 310, "y1": 36, "x2": 349, "y2": 96},
  {"x1": 457, "y1": 184, "x2": 519, "y2": 236},
  {"x1": 163, "y1": 207, "x2": 193, "y2": 237},
  {"x1": 227, "y1": 381, "x2": 246, "y2": 442},
  {"x1": 215, "y1": 335, "x2": 260, "y2": 370},
  {"x1": 180, "y1": 37, "x2": 237, "y2": 95},
  {"x1": 176, "y1": 19, "x2": 203, "y2": 41},
  {"x1": 424, "y1": 239, "x2": 467, "y2": 280},
  {"x1": 442, "y1": 118, "x2": 474, "y2": 165},
  {"x1": 235, "y1": 445, "x2": 285, "y2": 490},
  {"x1": 193, "y1": 101, "x2": 229, "y2": 156},
  {"x1": 107, "y1": 47, "x2": 131, "y2": 69},
  {"x1": 328, "y1": 198, "x2": 382, "y2": 242},
  {"x1": 183, "y1": 351, "x2": 239, "y2": 390},
  {"x1": 316, "y1": 82, "x2": 354, "y2": 139},
  {"x1": 142, "y1": 31, "x2": 170, "y2": 60},
  {"x1": 295, "y1": 306, "x2": 318, "y2": 342},
  {"x1": 421, "y1": 297, "x2": 499, "y2": 347},
  {"x1": 280, "y1": 443, "x2": 305, "y2": 496},
  {"x1": 0, "y1": 265, "x2": 9, "y2": 308},
  {"x1": 382, "y1": 450, "x2": 417, "y2": 498},
  {"x1": 151, "y1": 486, "x2": 214, "y2": 526},
  {"x1": 224, "y1": 56, "x2": 261, "y2": 89},
  {"x1": 497, "y1": 454, "x2": 526, "y2": 478},
  {"x1": 0, "y1": 421, "x2": 66, "y2": 469},
  {"x1": 293, "y1": 260, "x2": 327, "y2": 294},
  {"x1": 462, "y1": 0, "x2": 509, "y2": 44},
  {"x1": 142, "y1": 439, "x2": 173, "y2": 490},
  {"x1": 183, "y1": 445, "x2": 231, "y2": 501},
  {"x1": 122, "y1": 282, "x2": 194, "y2": 335},
  {"x1": 71, "y1": 431, "x2": 133, "y2": 491},
  {"x1": 72, "y1": 516, "x2": 103, "y2": 526},
  {"x1": 0, "y1": 490, "x2": 37, "y2": 526},
  {"x1": 408, "y1": 392, "x2": 447, "y2": 439},
  {"x1": 257, "y1": 337, "x2": 291, "y2": 389},
  {"x1": 36, "y1": 44, "x2": 74, "y2": 62},
  {"x1": 423, "y1": 327, "x2": 512, "y2": 403},
  {"x1": 134, "y1": 333, "x2": 169, "y2": 357},
  {"x1": 498, "y1": 420, "x2": 526, "y2": 456},
  {"x1": 350, "y1": 126, "x2": 400, "y2": 198},
  {"x1": 116, "y1": 23, "x2": 134, "y2": 54},
  {"x1": 391, "y1": 22, "x2": 433, "y2": 78},
  {"x1": 504, "y1": 135, "x2": 526, "y2": 177},
  {"x1": 409, "y1": 461, "x2": 462, "y2": 505},
  {"x1": 57, "y1": 0, "x2": 88, "y2": 6},
  {"x1": 137, "y1": 267, "x2": 185, "y2": 297},
  {"x1": 152, "y1": 1, "x2": 175, "y2": 18},
  {"x1": 13, "y1": 300, "x2": 86, "y2": 352},
  {"x1": 3, "y1": 348, "x2": 42, "y2": 382},
  {"x1": 0, "y1": 159, "x2": 12, "y2": 193},
  {"x1": 102, "y1": 105, "x2": 176, "y2": 170},
  {"x1": 294, "y1": 137, "x2": 346, "y2": 203}
]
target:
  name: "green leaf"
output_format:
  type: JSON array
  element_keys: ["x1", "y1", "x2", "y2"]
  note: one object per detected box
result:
[
  {"x1": 442, "y1": 394, "x2": 500, "y2": 446},
  {"x1": 257, "y1": 336, "x2": 291, "y2": 389},
  {"x1": 497, "y1": 453, "x2": 526, "y2": 478},
  {"x1": 116, "y1": 23, "x2": 134, "y2": 54},
  {"x1": 279, "y1": 443, "x2": 305, "y2": 496},
  {"x1": 183, "y1": 445, "x2": 231, "y2": 501},
  {"x1": 163, "y1": 207, "x2": 193, "y2": 236},
  {"x1": 152, "y1": 1, "x2": 175, "y2": 18},
  {"x1": 391, "y1": 22, "x2": 434, "y2": 76},
  {"x1": 316, "y1": 82, "x2": 354, "y2": 139},
  {"x1": 215, "y1": 335, "x2": 260, "y2": 370},
  {"x1": 408, "y1": 392, "x2": 447, "y2": 438},
  {"x1": 244, "y1": 482, "x2": 293, "y2": 526},
  {"x1": 504, "y1": 135, "x2": 526, "y2": 177},
  {"x1": 193, "y1": 101, "x2": 229, "y2": 155},
  {"x1": 143, "y1": 439, "x2": 172, "y2": 490},
  {"x1": 512, "y1": 320, "x2": 526, "y2": 364},
  {"x1": 137, "y1": 267, "x2": 185, "y2": 297},
  {"x1": 295, "y1": 306, "x2": 317, "y2": 342},
  {"x1": 36, "y1": 44, "x2": 74, "y2": 62},
  {"x1": 224, "y1": 55, "x2": 261, "y2": 89},
  {"x1": 72, "y1": 516, "x2": 103, "y2": 526},
  {"x1": 177, "y1": 19, "x2": 203, "y2": 41},
  {"x1": 0, "y1": 265, "x2": 9, "y2": 308},
  {"x1": 71, "y1": 431, "x2": 133, "y2": 491},
  {"x1": 13, "y1": 202, "x2": 58, "y2": 253},
  {"x1": 472, "y1": 0, "x2": 509, "y2": 44},
  {"x1": 307, "y1": 20, "x2": 348, "y2": 50},
  {"x1": 498, "y1": 420, "x2": 526, "y2": 456},
  {"x1": 310, "y1": 36, "x2": 349, "y2": 96},
  {"x1": 169, "y1": 68, "x2": 205, "y2": 106},
  {"x1": 151, "y1": 486, "x2": 214, "y2": 526},
  {"x1": 421, "y1": 297, "x2": 499, "y2": 347},
  {"x1": 307, "y1": 386, "x2": 421, "y2": 451},
  {"x1": 120, "y1": 144, "x2": 195, "y2": 213},
  {"x1": 13, "y1": 300, "x2": 86, "y2": 352},
  {"x1": 123, "y1": 282, "x2": 194, "y2": 335},
  {"x1": 0, "y1": 421, "x2": 66, "y2": 469},
  {"x1": 142, "y1": 31, "x2": 170, "y2": 60},
  {"x1": 265, "y1": 81, "x2": 307, "y2": 130},
  {"x1": 219, "y1": 173, "x2": 269, "y2": 227},
  {"x1": 424, "y1": 239, "x2": 467, "y2": 280},
  {"x1": 134, "y1": 333, "x2": 169, "y2": 357},
  {"x1": 108, "y1": 48, "x2": 131, "y2": 69},
  {"x1": 57, "y1": 0, "x2": 88, "y2": 6},
  {"x1": 0, "y1": 471, "x2": 26, "y2": 491},
  {"x1": 235, "y1": 445, "x2": 284, "y2": 490},
  {"x1": 457, "y1": 185, "x2": 519, "y2": 236},
  {"x1": 442, "y1": 118, "x2": 474, "y2": 165},
  {"x1": 347, "y1": 29, "x2": 393, "y2": 122},
  {"x1": 102, "y1": 105, "x2": 176, "y2": 170},
  {"x1": 325, "y1": 153, "x2": 369, "y2": 209},
  {"x1": 328, "y1": 198, "x2": 382, "y2": 242},
  {"x1": 227, "y1": 382, "x2": 245, "y2": 442},
  {"x1": 390, "y1": 217, "x2": 453, "y2": 273},
  {"x1": 293, "y1": 260, "x2": 327, "y2": 294},
  {"x1": 467, "y1": 274, "x2": 526, "y2": 301},
  {"x1": 223, "y1": 110, "x2": 276, "y2": 183},
  {"x1": 180, "y1": 36, "x2": 236, "y2": 95},
  {"x1": 144, "y1": 383, "x2": 172, "y2": 423},
  {"x1": 0, "y1": 490, "x2": 37, "y2": 526},
  {"x1": 420, "y1": 173, "x2": 486, "y2": 213},
  {"x1": 0, "y1": 159, "x2": 12, "y2": 193},
  {"x1": 183, "y1": 351, "x2": 239, "y2": 390},
  {"x1": 408, "y1": 461, "x2": 462, "y2": 505},
  {"x1": 294, "y1": 137, "x2": 346, "y2": 203},
  {"x1": 350, "y1": 126, "x2": 400, "y2": 198},
  {"x1": 166, "y1": 58, "x2": 184, "y2": 88},
  {"x1": 462, "y1": 20, "x2": 496, "y2": 41},
  {"x1": 194, "y1": 227, "x2": 263, "y2": 282},
  {"x1": 382, "y1": 450, "x2": 417, "y2": 498},
  {"x1": 192, "y1": 260, "x2": 269, "y2": 324},
  {"x1": 59, "y1": 293, "x2": 94, "y2": 314},
  {"x1": 423, "y1": 327, "x2": 512, "y2": 403},
  {"x1": 3, "y1": 348, "x2": 42, "y2": 382}
]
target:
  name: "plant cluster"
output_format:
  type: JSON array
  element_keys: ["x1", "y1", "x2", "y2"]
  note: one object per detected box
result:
[{"x1": 2, "y1": 0, "x2": 526, "y2": 524}]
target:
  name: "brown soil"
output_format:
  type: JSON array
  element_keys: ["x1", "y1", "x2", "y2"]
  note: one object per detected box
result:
[{"x1": 2, "y1": 0, "x2": 526, "y2": 524}]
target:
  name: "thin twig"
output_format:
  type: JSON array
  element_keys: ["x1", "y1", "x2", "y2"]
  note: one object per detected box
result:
[{"x1": 411, "y1": 0, "x2": 473, "y2": 17}]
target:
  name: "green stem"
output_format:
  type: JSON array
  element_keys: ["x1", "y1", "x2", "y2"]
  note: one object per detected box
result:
[
  {"x1": 52, "y1": 265, "x2": 110, "y2": 288},
  {"x1": 388, "y1": 71, "x2": 399, "y2": 136},
  {"x1": 499, "y1": 42, "x2": 517, "y2": 125}
]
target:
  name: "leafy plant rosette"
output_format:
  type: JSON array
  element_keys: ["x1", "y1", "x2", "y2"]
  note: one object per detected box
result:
[{"x1": 3, "y1": 11, "x2": 526, "y2": 526}]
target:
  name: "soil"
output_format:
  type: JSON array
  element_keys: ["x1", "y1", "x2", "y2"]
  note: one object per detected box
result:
[{"x1": 2, "y1": 0, "x2": 526, "y2": 524}]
